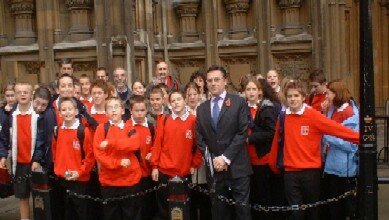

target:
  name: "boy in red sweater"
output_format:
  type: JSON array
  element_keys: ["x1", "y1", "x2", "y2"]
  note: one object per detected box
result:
[
  {"x1": 0, "y1": 82, "x2": 39, "y2": 220},
  {"x1": 79, "y1": 74, "x2": 93, "y2": 111},
  {"x1": 150, "y1": 91, "x2": 202, "y2": 220},
  {"x1": 93, "y1": 97, "x2": 143, "y2": 220},
  {"x1": 306, "y1": 70, "x2": 327, "y2": 113},
  {"x1": 126, "y1": 95, "x2": 156, "y2": 220},
  {"x1": 52, "y1": 97, "x2": 95, "y2": 220},
  {"x1": 148, "y1": 86, "x2": 170, "y2": 125},
  {"x1": 268, "y1": 80, "x2": 359, "y2": 220},
  {"x1": 90, "y1": 79, "x2": 109, "y2": 125}
]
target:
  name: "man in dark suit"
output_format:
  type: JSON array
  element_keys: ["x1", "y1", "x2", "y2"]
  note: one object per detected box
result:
[{"x1": 196, "y1": 65, "x2": 252, "y2": 220}]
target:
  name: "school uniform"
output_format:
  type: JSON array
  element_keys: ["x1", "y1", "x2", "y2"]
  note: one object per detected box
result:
[
  {"x1": 80, "y1": 96, "x2": 93, "y2": 113},
  {"x1": 126, "y1": 118, "x2": 156, "y2": 220},
  {"x1": 306, "y1": 92, "x2": 326, "y2": 113},
  {"x1": 150, "y1": 108, "x2": 202, "y2": 220},
  {"x1": 0, "y1": 104, "x2": 39, "y2": 199},
  {"x1": 268, "y1": 103, "x2": 359, "y2": 220},
  {"x1": 93, "y1": 120, "x2": 143, "y2": 220},
  {"x1": 52, "y1": 119, "x2": 95, "y2": 220}
]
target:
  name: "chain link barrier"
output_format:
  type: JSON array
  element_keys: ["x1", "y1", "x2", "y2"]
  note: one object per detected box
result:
[
  {"x1": 188, "y1": 183, "x2": 357, "y2": 212},
  {"x1": 5, "y1": 173, "x2": 358, "y2": 212}
]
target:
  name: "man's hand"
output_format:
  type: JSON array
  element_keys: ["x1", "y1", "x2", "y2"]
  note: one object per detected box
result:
[
  {"x1": 190, "y1": 168, "x2": 195, "y2": 175},
  {"x1": 120, "y1": 159, "x2": 131, "y2": 168},
  {"x1": 31, "y1": 162, "x2": 41, "y2": 171},
  {"x1": 213, "y1": 156, "x2": 227, "y2": 172},
  {"x1": 0, "y1": 158, "x2": 7, "y2": 169},
  {"x1": 152, "y1": 169, "x2": 159, "y2": 182},
  {"x1": 100, "y1": 140, "x2": 108, "y2": 150}
]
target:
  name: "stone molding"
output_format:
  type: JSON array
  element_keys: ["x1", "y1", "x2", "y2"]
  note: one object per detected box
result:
[
  {"x1": 277, "y1": 0, "x2": 302, "y2": 9},
  {"x1": 174, "y1": 0, "x2": 201, "y2": 43},
  {"x1": 223, "y1": 0, "x2": 251, "y2": 40}
]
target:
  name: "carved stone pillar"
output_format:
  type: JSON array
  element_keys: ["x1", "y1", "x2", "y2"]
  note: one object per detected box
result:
[
  {"x1": 173, "y1": 0, "x2": 200, "y2": 43},
  {"x1": 224, "y1": 0, "x2": 251, "y2": 40},
  {"x1": 278, "y1": 0, "x2": 303, "y2": 36},
  {"x1": 9, "y1": 0, "x2": 36, "y2": 45},
  {"x1": 380, "y1": 0, "x2": 389, "y2": 15},
  {"x1": 65, "y1": 0, "x2": 93, "y2": 41}
]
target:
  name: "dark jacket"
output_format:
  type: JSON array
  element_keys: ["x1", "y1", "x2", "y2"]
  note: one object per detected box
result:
[
  {"x1": 196, "y1": 93, "x2": 252, "y2": 179},
  {"x1": 248, "y1": 99, "x2": 281, "y2": 158}
]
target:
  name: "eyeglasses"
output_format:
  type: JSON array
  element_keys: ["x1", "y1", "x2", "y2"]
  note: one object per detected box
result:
[
  {"x1": 206, "y1": 77, "x2": 223, "y2": 83},
  {"x1": 16, "y1": 91, "x2": 30, "y2": 95},
  {"x1": 106, "y1": 104, "x2": 122, "y2": 111}
]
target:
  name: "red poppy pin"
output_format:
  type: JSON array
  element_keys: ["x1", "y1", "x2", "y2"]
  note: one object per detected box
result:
[{"x1": 225, "y1": 98, "x2": 231, "y2": 107}]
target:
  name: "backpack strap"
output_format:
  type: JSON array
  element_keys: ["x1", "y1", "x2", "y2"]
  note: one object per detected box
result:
[
  {"x1": 276, "y1": 111, "x2": 286, "y2": 172},
  {"x1": 103, "y1": 122, "x2": 110, "y2": 139},
  {"x1": 147, "y1": 121, "x2": 155, "y2": 140},
  {"x1": 77, "y1": 124, "x2": 85, "y2": 159},
  {"x1": 308, "y1": 93, "x2": 315, "y2": 105}
]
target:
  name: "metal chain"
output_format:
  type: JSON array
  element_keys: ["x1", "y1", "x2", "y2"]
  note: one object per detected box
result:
[
  {"x1": 8, "y1": 173, "x2": 32, "y2": 184},
  {"x1": 66, "y1": 183, "x2": 167, "y2": 204},
  {"x1": 188, "y1": 183, "x2": 357, "y2": 212}
]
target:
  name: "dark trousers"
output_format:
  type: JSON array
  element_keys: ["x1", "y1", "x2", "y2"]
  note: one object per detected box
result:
[
  {"x1": 211, "y1": 175, "x2": 251, "y2": 220},
  {"x1": 284, "y1": 169, "x2": 321, "y2": 220},
  {"x1": 86, "y1": 169, "x2": 103, "y2": 220},
  {"x1": 326, "y1": 174, "x2": 357, "y2": 220},
  {"x1": 60, "y1": 179, "x2": 88, "y2": 220},
  {"x1": 139, "y1": 177, "x2": 157, "y2": 220},
  {"x1": 101, "y1": 184, "x2": 142, "y2": 220},
  {"x1": 191, "y1": 184, "x2": 212, "y2": 220},
  {"x1": 250, "y1": 165, "x2": 272, "y2": 220}
]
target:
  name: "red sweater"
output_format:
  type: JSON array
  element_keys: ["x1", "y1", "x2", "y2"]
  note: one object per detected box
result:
[
  {"x1": 91, "y1": 113, "x2": 109, "y2": 125},
  {"x1": 125, "y1": 120, "x2": 153, "y2": 177},
  {"x1": 52, "y1": 126, "x2": 95, "y2": 182},
  {"x1": 93, "y1": 123, "x2": 142, "y2": 186},
  {"x1": 17, "y1": 115, "x2": 32, "y2": 164},
  {"x1": 331, "y1": 104, "x2": 353, "y2": 123},
  {"x1": 247, "y1": 107, "x2": 269, "y2": 165},
  {"x1": 306, "y1": 92, "x2": 326, "y2": 113},
  {"x1": 150, "y1": 115, "x2": 202, "y2": 177},
  {"x1": 268, "y1": 106, "x2": 359, "y2": 173}
]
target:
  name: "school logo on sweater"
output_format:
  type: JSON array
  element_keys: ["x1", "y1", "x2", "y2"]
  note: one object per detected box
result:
[
  {"x1": 185, "y1": 130, "x2": 193, "y2": 139},
  {"x1": 146, "y1": 136, "x2": 152, "y2": 145},
  {"x1": 301, "y1": 126, "x2": 309, "y2": 136},
  {"x1": 73, "y1": 140, "x2": 81, "y2": 150}
]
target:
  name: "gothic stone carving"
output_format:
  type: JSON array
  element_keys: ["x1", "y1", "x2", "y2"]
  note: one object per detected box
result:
[
  {"x1": 273, "y1": 54, "x2": 311, "y2": 79},
  {"x1": 21, "y1": 61, "x2": 45, "y2": 75},
  {"x1": 224, "y1": 0, "x2": 251, "y2": 40},
  {"x1": 65, "y1": 0, "x2": 93, "y2": 41},
  {"x1": 277, "y1": 0, "x2": 303, "y2": 36},
  {"x1": 73, "y1": 61, "x2": 97, "y2": 72},
  {"x1": 9, "y1": 0, "x2": 36, "y2": 45},
  {"x1": 174, "y1": 0, "x2": 201, "y2": 43}
]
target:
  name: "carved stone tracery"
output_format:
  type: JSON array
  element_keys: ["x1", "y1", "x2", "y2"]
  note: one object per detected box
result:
[
  {"x1": 22, "y1": 61, "x2": 45, "y2": 75},
  {"x1": 223, "y1": 0, "x2": 251, "y2": 40},
  {"x1": 9, "y1": 0, "x2": 36, "y2": 45},
  {"x1": 277, "y1": 0, "x2": 303, "y2": 36},
  {"x1": 65, "y1": 0, "x2": 93, "y2": 41},
  {"x1": 174, "y1": 0, "x2": 200, "y2": 43}
]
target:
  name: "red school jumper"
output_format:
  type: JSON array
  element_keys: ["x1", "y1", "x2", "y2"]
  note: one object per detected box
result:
[
  {"x1": 17, "y1": 115, "x2": 32, "y2": 164},
  {"x1": 150, "y1": 114, "x2": 202, "y2": 177},
  {"x1": 93, "y1": 122, "x2": 142, "y2": 186},
  {"x1": 306, "y1": 92, "x2": 327, "y2": 113},
  {"x1": 268, "y1": 104, "x2": 359, "y2": 174},
  {"x1": 125, "y1": 119, "x2": 153, "y2": 178},
  {"x1": 52, "y1": 120, "x2": 95, "y2": 182}
]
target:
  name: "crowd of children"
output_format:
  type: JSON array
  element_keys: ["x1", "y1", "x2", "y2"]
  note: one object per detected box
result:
[{"x1": 0, "y1": 65, "x2": 360, "y2": 220}]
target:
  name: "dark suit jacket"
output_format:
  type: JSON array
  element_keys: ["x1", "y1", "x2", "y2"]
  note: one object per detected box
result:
[{"x1": 196, "y1": 93, "x2": 253, "y2": 179}]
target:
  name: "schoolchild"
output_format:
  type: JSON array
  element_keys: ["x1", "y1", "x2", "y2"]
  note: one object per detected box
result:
[
  {"x1": 150, "y1": 90, "x2": 202, "y2": 220},
  {"x1": 126, "y1": 95, "x2": 156, "y2": 220},
  {"x1": 0, "y1": 83, "x2": 40, "y2": 220},
  {"x1": 52, "y1": 97, "x2": 95, "y2": 220},
  {"x1": 90, "y1": 79, "x2": 109, "y2": 125},
  {"x1": 93, "y1": 97, "x2": 143, "y2": 220},
  {"x1": 244, "y1": 77, "x2": 281, "y2": 220},
  {"x1": 322, "y1": 79, "x2": 359, "y2": 219},
  {"x1": 268, "y1": 80, "x2": 359, "y2": 220},
  {"x1": 306, "y1": 70, "x2": 328, "y2": 113},
  {"x1": 147, "y1": 86, "x2": 171, "y2": 125},
  {"x1": 79, "y1": 74, "x2": 94, "y2": 111}
]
